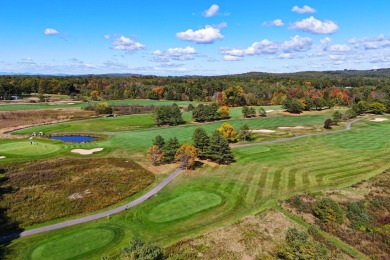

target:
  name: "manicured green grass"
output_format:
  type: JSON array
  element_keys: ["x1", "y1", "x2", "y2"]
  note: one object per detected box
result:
[
  {"x1": 0, "y1": 99, "x2": 203, "y2": 111},
  {"x1": 4, "y1": 116, "x2": 390, "y2": 259},
  {"x1": 148, "y1": 191, "x2": 223, "y2": 223}
]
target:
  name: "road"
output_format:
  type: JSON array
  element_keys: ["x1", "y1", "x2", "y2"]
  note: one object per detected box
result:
[{"x1": 0, "y1": 118, "x2": 362, "y2": 243}]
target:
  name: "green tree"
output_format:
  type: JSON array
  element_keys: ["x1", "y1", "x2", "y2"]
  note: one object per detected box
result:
[
  {"x1": 351, "y1": 100, "x2": 368, "y2": 115},
  {"x1": 369, "y1": 102, "x2": 386, "y2": 114},
  {"x1": 242, "y1": 106, "x2": 250, "y2": 118},
  {"x1": 192, "y1": 128, "x2": 210, "y2": 159},
  {"x1": 249, "y1": 107, "x2": 256, "y2": 117},
  {"x1": 118, "y1": 238, "x2": 164, "y2": 260},
  {"x1": 283, "y1": 98, "x2": 304, "y2": 114},
  {"x1": 332, "y1": 110, "x2": 342, "y2": 124},
  {"x1": 164, "y1": 137, "x2": 180, "y2": 163},
  {"x1": 153, "y1": 135, "x2": 165, "y2": 148},
  {"x1": 207, "y1": 131, "x2": 235, "y2": 164},
  {"x1": 237, "y1": 124, "x2": 252, "y2": 141},
  {"x1": 259, "y1": 107, "x2": 267, "y2": 117}
]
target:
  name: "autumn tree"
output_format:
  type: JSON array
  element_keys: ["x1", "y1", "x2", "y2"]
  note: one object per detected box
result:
[
  {"x1": 192, "y1": 128, "x2": 210, "y2": 159},
  {"x1": 324, "y1": 119, "x2": 333, "y2": 129},
  {"x1": 90, "y1": 90, "x2": 100, "y2": 101},
  {"x1": 147, "y1": 145, "x2": 165, "y2": 166},
  {"x1": 369, "y1": 102, "x2": 386, "y2": 114},
  {"x1": 94, "y1": 102, "x2": 112, "y2": 115},
  {"x1": 175, "y1": 144, "x2": 198, "y2": 169},
  {"x1": 218, "y1": 105, "x2": 230, "y2": 119},
  {"x1": 207, "y1": 131, "x2": 235, "y2": 164},
  {"x1": 218, "y1": 123, "x2": 236, "y2": 142},
  {"x1": 223, "y1": 85, "x2": 245, "y2": 106}
]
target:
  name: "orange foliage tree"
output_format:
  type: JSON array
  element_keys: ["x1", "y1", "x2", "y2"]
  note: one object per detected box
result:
[
  {"x1": 147, "y1": 145, "x2": 165, "y2": 166},
  {"x1": 218, "y1": 105, "x2": 230, "y2": 119},
  {"x1": 217, "y1": 123, "x2": 236, "y2": 142},
  {"x1": 175, "y1": 144, "x2": 198, "y2": 169}
]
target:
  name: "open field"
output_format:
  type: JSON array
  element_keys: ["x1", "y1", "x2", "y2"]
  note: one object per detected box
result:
[{"x1": 3, "y1": 115, "x2": 390, "y2": 259}]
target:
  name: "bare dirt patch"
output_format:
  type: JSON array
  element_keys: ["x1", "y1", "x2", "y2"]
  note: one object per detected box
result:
[
  {"x1": 71, "y1": 148, "x2": 104, "y2": 155},
  {"x1": 278, "y1": 126, "x2": 308, "y2": 130},
  {"x1": 370, "y1": 117, "x2": 388, "y2": 122},
  {"x1": 251, "y1": 129, "x2": 276, "y2": 133}
]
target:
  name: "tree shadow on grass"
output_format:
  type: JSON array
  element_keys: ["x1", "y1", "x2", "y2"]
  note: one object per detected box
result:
[{"x1": 0, "y1": 168, "x2": 23, "y2": 259}]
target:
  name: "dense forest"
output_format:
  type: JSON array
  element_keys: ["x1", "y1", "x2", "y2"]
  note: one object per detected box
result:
[{"x1": 1, "y1": 69, "x2": 390, "y2": 109}]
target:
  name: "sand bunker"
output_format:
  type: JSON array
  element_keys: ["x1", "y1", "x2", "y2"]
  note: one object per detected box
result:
[
  {"x1": 251, "y1": 129, "x2": 276, "y2": 133},
  {"x1": 278, "y1": 126, "x2": 307, "y2": 130},
  {"x1": 266, "y1": 110, "x2": 274, "y2": 113},
  {"x1": 370, "y1": 118, "x2": 388, "y2": 122},
  {"x1": 0, "y1": 156, "x2": 6, "y2": 159},
  {"x1": 67, "y1": 102, "x2": 75, "y2": 105},
  {"x1": 71, "y1": 148, "x2": 104, "y2": 155}
]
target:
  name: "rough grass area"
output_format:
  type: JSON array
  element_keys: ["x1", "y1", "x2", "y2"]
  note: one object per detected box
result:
[
  {"x1": 283, "y1": 170, "x2": 390, "y2": 259},
  {"x1": 0, "y1": 158, "x2": 154, "y2": 230},
  {"x1": 0, "y1": 109, "x2": 94, "y2": 134}
]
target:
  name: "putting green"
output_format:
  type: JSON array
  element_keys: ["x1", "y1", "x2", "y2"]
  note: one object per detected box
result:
[
  {"x1": 30, "y1": 227, "x2": 119, "y2": 260},
  {"x1": 0, "y1": 141, "x2": 60, "y2": 156},
  {"x1": 148, "y1": 191, "x2": 223, "y2": 223}
]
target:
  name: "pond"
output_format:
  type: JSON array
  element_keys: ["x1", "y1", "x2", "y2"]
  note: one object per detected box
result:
[{"x1": 50, "y1": 135, "x2": 96, "y2": 143}]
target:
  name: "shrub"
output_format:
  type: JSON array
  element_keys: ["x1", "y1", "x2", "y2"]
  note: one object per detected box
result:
[
  {"x1": 347, "y1": 201, "x2": 372, "y2": 228},
  {"x1": 313, "y1": 198, "x2": 344, "y2": 226},
  {"x1": 118, "y1": 238, "x2": 164, "y2": 260}
]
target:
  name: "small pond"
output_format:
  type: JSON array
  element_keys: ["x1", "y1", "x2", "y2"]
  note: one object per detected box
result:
[{"x1": 50, "y1": 135, "x2": 96, "y2": 143}]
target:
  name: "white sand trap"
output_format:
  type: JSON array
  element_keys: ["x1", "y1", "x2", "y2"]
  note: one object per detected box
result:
[
  {"x1": 266, "y1": 110, "x2": 274, "y2": 113},
  {"x1": 251, "y1": 129, "x2": 276, "y2": 133},
  {"x1": 278, "y1": 126, "x2": 307, "y2": 130},
  {"x1": 67, "y1": 102, "x2": 75, "y2": 104},
  {"x1": 370, "y1": 118, "x2": 388, "y2": 122},
  {"x1": 0, "y1": 156, "x2": 6, "y2": 159},
  {"x1": 71, "y1": 148, "x2": 104, "y2": 155}
]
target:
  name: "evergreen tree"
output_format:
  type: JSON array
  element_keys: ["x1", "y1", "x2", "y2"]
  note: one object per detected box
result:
[
  {"x1": 192, "y1": 128, "x2": 210, "y2": 159},
  {"x1": 207, "y1": 131, "x2": 235, "y2": 164},
  {"x1": 249, "y1": 107, "x2": 256, "y2": 117},
  {"x1": 153, "y1": 135, "x2": 165, "y2": 148},
  {"x1": 163, "y1": 137, "x2": 180, "y2": 163},
  {"x1": 242, "y1": 106, "x2": 249, "y2": 118},
  {"x1": 238, "y1": 124, "x2": 252, "y2": 141},
  {"x1": 259, "y1": 107, "x2": 267, "y2": 117}
]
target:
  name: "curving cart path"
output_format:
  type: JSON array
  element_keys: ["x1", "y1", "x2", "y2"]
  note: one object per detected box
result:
[{"x1": 0, "y1": 118, "x2": 362, "y2": 243}]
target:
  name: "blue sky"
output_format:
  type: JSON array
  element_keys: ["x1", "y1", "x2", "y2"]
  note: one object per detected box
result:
[{"x1": 0, "y1": 0, "x2": 389, "y2": 75}]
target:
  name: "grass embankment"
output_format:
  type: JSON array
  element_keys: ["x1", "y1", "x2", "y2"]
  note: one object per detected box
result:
[
  {"x1": 4, "y1": 115, "x2": 390, "y2": 259},
  {"x1": 0, "y1": 158, "x2": 154, "y2": 231}
]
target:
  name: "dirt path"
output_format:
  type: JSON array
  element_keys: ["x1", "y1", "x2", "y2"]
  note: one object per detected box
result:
[{"x1": 0, "y1": 118, "x2": 363, "y2": 243}]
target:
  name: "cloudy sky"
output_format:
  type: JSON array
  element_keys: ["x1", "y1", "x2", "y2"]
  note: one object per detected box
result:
[{"x1": 1, "y1": 0, "x2": 389, "y2": 75}]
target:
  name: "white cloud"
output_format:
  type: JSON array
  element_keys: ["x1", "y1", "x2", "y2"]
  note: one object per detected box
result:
[
  {"x1": 347, "y1": 34, "x2": 390, "y2": 50},
  {"x1": 112, "y1": 36, "x2": 145, "y2": 51},
  {"x1": 44, "y1": 28, "x2": 59, "y2": 35},
  {"x1": 176, "y1": 25, "x2": 224, "y2": 44},
  {"x1": 327, "y1": 44, "x2": 351, "y2": 53},
  {"x1": 223, "y1": 55, "x2": 242, "y2": 61},
  {"x1": 153, "y1": 46, "x2": 197, "y2": 62},
  {"x1": 246, "y1": 39, "x2": 279, "y2": 55},
  {"x1": 203, "y1": 4, "x2": 219, "y2": 17},
  {"x1": 291, "y1": 5, "x2": 316, "y2": 14},
  {"x1": 104, "y1": 34, "x2": 111, "y2": 39},
  {"x1": 263, "y1": 19, "x2": 284, "y2": 27},
  {"x1": 276, "y1": 53, "x2": 297, "y2": 59},
  {"x1": 282, "y1": 35, "x2": 312, "y2": 52},
  {"x1": 291, "y1": 16, "x2": 339, "y2": 34}
]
